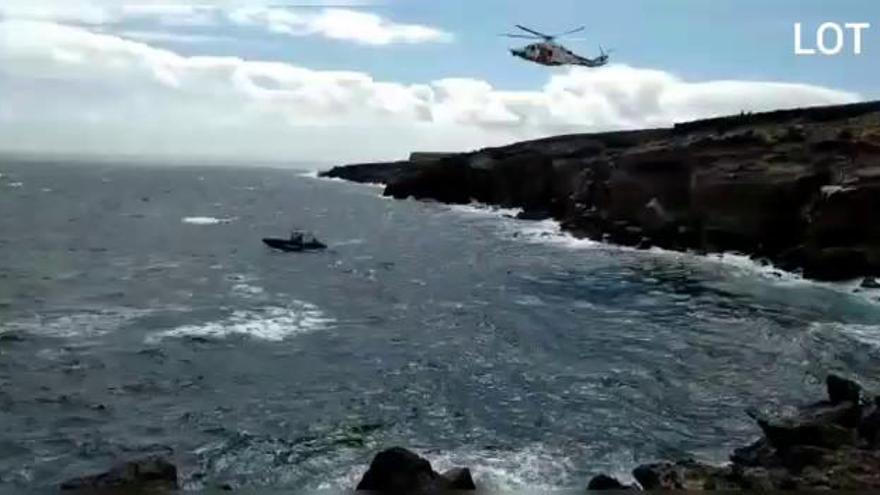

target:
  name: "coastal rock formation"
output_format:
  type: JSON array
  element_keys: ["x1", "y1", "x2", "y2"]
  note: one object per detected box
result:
[
  {"x1": 59, "y1": 456, "x2": 178, "y2": 492},
  {"x1": 322, "y1": 101, "x2": 880, "y2": 281},
  {"x1": 622, "y1": 374, "x2": 880, "y2": 491},
  {"x1": 354, "y1": 376, "x2": 880, "y2": 492},
  {"x1": 356, "y1": 447, "x2": 476, "y2": 493}
]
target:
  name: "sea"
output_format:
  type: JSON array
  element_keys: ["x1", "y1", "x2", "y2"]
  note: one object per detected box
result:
[{"x1": 1, "y1": 159, "x2": 880, "y2": 491}]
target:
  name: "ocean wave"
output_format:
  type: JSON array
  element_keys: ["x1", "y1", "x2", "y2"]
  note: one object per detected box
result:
[
  {"x1": 443, "y1": 202, "x2": 880, "y2": 306},
  {"x1": 181, "y1": 216, "x2": 236, "y2": 225},
  {"x1": 302, "y1": 170, "x2": 386, "y2": 189},
  {"x1": 428, "y1": 445, "x2": 584, "y2": 491},
  {"x1": 6, "y1": 181, "x2": 23, "y2": 188},
  {"x1": 445, "y1": 203, "x2": 524, "y2": 220},
  {"x1": 809, "y1": 322, "x2": 880, "y2": 350},
  {"x1": 146, "y1": 302, "x2": 335, "y2": 343}
]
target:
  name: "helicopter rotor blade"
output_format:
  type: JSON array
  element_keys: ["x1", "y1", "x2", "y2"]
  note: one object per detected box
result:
[
  {"x1": 515, "y1": 24, "x2": 553, "y2": 39},
  {"x1": 502, "y1": 34, "x2": 543, "y2": 39},
  {"x1": 553, "y1": 26, "x2": 585, "y2": 38}
]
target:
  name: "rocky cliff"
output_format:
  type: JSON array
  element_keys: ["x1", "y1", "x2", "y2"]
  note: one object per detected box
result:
[{"x1": 322, "y1": 101, "x2": 880, "y2": 281}]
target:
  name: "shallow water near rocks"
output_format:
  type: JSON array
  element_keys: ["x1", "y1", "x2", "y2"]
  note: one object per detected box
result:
[{"x1": 1, "y1": 160, "x2": 880, "y2": 491}]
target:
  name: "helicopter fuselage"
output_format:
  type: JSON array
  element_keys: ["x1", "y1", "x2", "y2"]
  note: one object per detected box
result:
[{"x1": 511, "y1": 41, "x2": 608, "y2": 68}]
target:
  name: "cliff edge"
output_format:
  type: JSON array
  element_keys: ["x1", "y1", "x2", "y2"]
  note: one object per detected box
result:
[{"x1": 322, "y1": 101, "x2": 880, "y2": 281}]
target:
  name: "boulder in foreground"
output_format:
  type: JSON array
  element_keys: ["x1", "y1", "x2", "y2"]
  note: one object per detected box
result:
[{"x1": 356, "y1": 447, "x2": 476, "y2": 493}]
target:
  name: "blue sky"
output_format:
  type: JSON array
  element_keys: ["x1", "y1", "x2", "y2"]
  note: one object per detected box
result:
[
  {"x1": 141, "y1": 0, "x2": 880, "y2": 95},
  {"x1": 0, "y1": 0, "x2": 876, "y2": 163}
]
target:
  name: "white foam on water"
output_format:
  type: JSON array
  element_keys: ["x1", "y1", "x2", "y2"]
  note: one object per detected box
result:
[
  {"x1": 334, "y1": 238, "x2": 365, "y2": 247},
  {"x1": 443, "y1": 202, "x2": 880, "y2": 307},
  {"x1": 302, "y1": 170, "x2": 386, "y2": 189},
  {"x1": 147, "y1": 302, "x2": 335, "y2": 342},
  {"x1": 7, "y1": 182, "x2": 23, "y2": 188},
  {"x1": 809, "y1": 322, "x2": 880, "y2": 349},
  {"x1": 445, "y1": 202, "x2": 523, "y2": 220},
  {"x1": 317, "y1": 444, "x2": 594, "y2": 492},
  {"x1": 2, "y1": 307, "x2": 152, "y2": 339},
  {"x1": 428, "y1": 444, "x2": 621, "y2": 491},
  {"x1": 181, "y1": 216, "x2": 235, "y2": 225},
  {"x1": 232, "y1": 283, "x2": 265, "y2": 298}
]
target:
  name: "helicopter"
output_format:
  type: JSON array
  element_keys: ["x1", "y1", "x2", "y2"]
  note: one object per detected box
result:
[{"x1": 503, "y1": 25, "x2": 611, "y2": 68}]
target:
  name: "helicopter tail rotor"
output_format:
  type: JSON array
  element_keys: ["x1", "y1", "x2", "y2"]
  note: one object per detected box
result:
[{"x1": 599, "y1": 45, "x2": 615, "y2": 57}]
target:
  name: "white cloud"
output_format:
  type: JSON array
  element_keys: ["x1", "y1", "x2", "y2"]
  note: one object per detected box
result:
[
  {"x1": 117, "y1": 30, "x2": 235, "y2": 44},
  {"x1": 0, "y1": 20, "x2": 861, "y2": 164},
  {"x1": 0, "y1": 1, "x2": 450, "y2": 45},
  {"x1": 227, "y1": 7, "x2": 452, "y2": 45}
]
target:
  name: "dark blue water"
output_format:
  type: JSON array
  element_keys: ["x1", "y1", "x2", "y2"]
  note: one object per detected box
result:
[{"x1": 1, "y1": 160, "x2": 880, "y2": 491}]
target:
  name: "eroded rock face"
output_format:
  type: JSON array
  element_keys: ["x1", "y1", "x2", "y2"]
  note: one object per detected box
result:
[
  {"x1": 325, "y1": 101, "x2": 880, "y2": 281},
  {"x1": 356, "y1": 447, "x2": 475, "y2": 493},
  {"x1": 59, "y1": 456, "x2": 178, "y2": 492}
]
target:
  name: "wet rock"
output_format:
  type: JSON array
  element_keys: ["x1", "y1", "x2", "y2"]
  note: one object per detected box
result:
[
  {"x1": 356, "y1": 447, "x2": 475, "y2": 493},
  {"x1": 751, "y1": 407, "x2": 858, "y2": 450},
  {"x1": 632, "y1": 460, "x2": 736, "y2": 490},
  {"x1": 827, "y1": 374, "x2": 861, "y2": 405},
  {"x1": 587, "y1": 473, "x2": 631, "y2": 490},
  {"x1": 859, "y1": 397, "x2": 880, "y2": 447},
  {"x1": 59, "y1": 456, "x2": 178, "y2": 492},
  {"x1": 516, "y1": 208, "x2": 552, "y2": 221},
  {"x1": 779, "y1": 445, "x2": 833, "y2": 471},
  {"x1": 730, "y1": 438, "x2": 777, "y2": 467},
  {"x1": 862, "y1": 277, "x2": 880, "y2": 289},
  {"x1": 440, "y1": 468, "x2": 476, "y2": 490}
]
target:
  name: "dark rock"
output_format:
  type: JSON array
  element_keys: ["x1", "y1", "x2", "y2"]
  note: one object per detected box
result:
[
  {"x1": 751, "y1": 406, "x2": 859, "y2": 450},
  {"x1": 636, "y1": 237, "x2": 653, "y2": 250},
  {"x1": 731, "y1": 438, "x2": 777, "y2": 467},
  {"x1": 859, "y1": 398, "x2": 880, "y2": 447},
  {"x1": 802, "y1": 247, "x2": 873, "y2": 281},
  {"x1": 59, "y1": 456, "x2": 178, "y2": 492},
  {"x1": 321, "y1": 160, "x2": 427, "y2": 185},
  {"x1": 862, "y1": 277, "x2": 880, "y2": 289},
  {"x1": 587, "y1": 473, "x2": 630, "y2": 490},
  {"x1": 440, "y1": 468, "x2": 476, "y2": 490},
  {"x1": 356, "y1": 447, "x2": 475, "y2": 493},
  {"x1": 827, "y1": 374, "x2": 861, "y2": 405},
  {"x1": 780, "y1": 445, "x2": 833, "y2": 471},
  {"x1": 516, "y1": 208, "x2": 552, "y2": 221},
  {"x1": 633, "y1": 460, "x2": 736, "y2": 490}
]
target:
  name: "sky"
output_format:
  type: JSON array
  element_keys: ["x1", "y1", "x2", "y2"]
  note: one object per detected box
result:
[{"x1": 0, "y1": 0, "x2": 877, "y2": 164}]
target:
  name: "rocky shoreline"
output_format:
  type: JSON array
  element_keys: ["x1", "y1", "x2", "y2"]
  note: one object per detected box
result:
[
  {"x1": 58, "y1": 374, "x2": 880, "y2": 492},
  {"x1": 322, "y1": 100, "x2": 880, "y2": 282}
]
